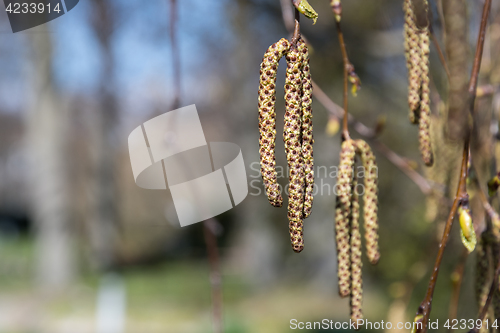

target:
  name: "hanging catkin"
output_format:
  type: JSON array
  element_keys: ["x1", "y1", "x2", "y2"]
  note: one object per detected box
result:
[
  {"x1": 284, "y1": 45, "x2": 306, "y2": 253},
  {"x1": 350, "y1": 177, "x2": 363, "y2": 325},
  {"x1": 403, "y1": 0, "x2": 434, "y2": 166},
  {"x1": 336, "y1": 139, "x2": 356, "y2": 297},
  {"x1": 335, "y1": 138, "x2": 379, "y2": 318},
  {"x1": 404, "y1": 0, "x2": 421, "y2": 124},
  {"x1": 355, "y1": 139, "x2": 380, "y2": 264},
  {"x1": 298, "y1": 38, "x2": 314, "y2": 219},
  {"x1": 418, "y1": 27, "x2": 433, "y2": 166},
  {"x1": 259, "y1": 38, "x2": 290, "y2": 207}
]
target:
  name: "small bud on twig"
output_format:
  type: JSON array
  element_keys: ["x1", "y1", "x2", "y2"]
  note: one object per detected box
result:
[{"x1": 293, "y1": 0, "x2": 318, "y2": 24}]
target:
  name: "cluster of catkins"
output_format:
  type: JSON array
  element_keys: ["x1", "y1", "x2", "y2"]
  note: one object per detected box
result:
[
  {"x1": 258, "y1": 37, "x2": 314, "y2": 253},
  {"x1": 336, "y1": 138, "x2": 379, "y2": 326},
  {"x1": 404, "y1": 0, "x2": 433, "y2": 166}
]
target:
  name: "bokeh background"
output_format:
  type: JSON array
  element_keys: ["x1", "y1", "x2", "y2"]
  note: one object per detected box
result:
[{"x1": 0, "y1": 0, "x2": 498, "y2": 332}]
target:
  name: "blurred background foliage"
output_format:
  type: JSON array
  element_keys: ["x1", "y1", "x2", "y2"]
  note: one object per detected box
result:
[{"x1": 0, "y1": 0, "x2": 498, "y2": 332}]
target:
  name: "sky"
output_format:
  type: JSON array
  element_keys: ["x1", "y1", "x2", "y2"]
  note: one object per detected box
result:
[{"x1": 0, "y1": 0, "x2": 232, "y2": 117}]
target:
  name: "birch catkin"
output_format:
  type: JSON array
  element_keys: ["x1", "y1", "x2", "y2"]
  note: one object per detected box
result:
[
  {"x1": 403, "y1": 0, "x2": 434, "y2": 166},
  {"x1": 298, "y1": 38, "x2": 314, "y2": 219},
  {"x1": 336, "y1": 139, "x2": 356, "y2": 297},
  {"x1": 335, "y1": 138, "x2": 379, "y2": 311},
  {"x1": 258, "y1": 36, "x2": 317, "y2": 252},
  {"x1": 355, "y1": 139, "x2": 380, "y2": 264},
  {"x1": 259, "y1": 38, "x2": 290, "y2": 207},
  {"x1": 404, "y1": 0, "x2": 421, "y2": 123},
  {"x1": 418, "y1": 28, "x2": 433, "y2": 166},
  {"x1": 350, "y1": 177, "x2": 363, "y2": 325},
  {"x1": 284, "y1": 45, "x2": 305, "y2": 253}
]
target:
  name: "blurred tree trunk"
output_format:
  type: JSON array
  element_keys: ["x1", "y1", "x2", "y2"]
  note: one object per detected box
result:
[
  {"x1": 27, "y1": 27, "x2": 74, "y2": 290},
  {"x1": 86, "y1": 0, "x2": 119, "y2": 270}
]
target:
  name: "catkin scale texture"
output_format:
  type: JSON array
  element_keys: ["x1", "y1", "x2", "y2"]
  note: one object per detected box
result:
[
  {"x1": 418, "y1": 28, "x2": 433, "y2": 166},
  {"x1": 297, "y1": 38, "x2": 314, "y2": 219},
  {"x1": 259, "y1": 38, "x2": 290, "y2": 208},
  {"x1": 284, "y1": 46, "x2": 305, "y2": 253},
  {"x1": 355, "y1": 140, "x2": 380, "y2": 264},
  {"x1": 336, "y1": 139, "x2": 356, "y2": 297},
  {"x1": 350, "y1": 178, "x2": 363, "y2": 326},
  {"x1": 404, "y1": 0, "x2": 421, "y2": 124}
]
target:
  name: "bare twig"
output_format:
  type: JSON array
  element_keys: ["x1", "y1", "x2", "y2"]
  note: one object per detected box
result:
[
  {"x1": 312, "y1": 82, "x2": 432, "y2": 194},
  {"x1": 335, "y1": 20, "x2": 351, "y2": 140},
  {"x1": 415, "y1": 141, "x2": 469, "y2": 333},
  {"x1": 414, "y1": 1, "x2": 492, "y2": 331},
  {"x1": 168, "y1": 2, "x2": 222, "y2": 332},
  {"x1": 430, "y1": 31, "x2": 451, "y2": 80},
  {"x1": 169, "y1": 0, "x2": 181, "y2": 109},
  {"x1": 291, "y1": 9, "x2": 301, "y2": 46}
]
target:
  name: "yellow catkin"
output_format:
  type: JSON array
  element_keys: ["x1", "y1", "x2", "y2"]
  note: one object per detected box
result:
[
  {"x1": 336, "y1": 139, "x2": 356, "y2": 297},
  {"x1": 355, "y1": 139, "x2": 380, "y2": 264},
  {"x1": 350, "y1": 177, "x2": 363, "y2": 327},
  {"x1": 404, "y1": 0, "x2": 421, "y2": 123},
  {"x1": 297, "y1": 38, "x2": 314, "y2": 219},
  {"x1": 259, "y1": 38, "x2": 290, "y2": 207},
  {"x1": 284, "y1": 45, "x2": 305, "y2": 253},
  {"x1": 418, "y1": 27, "x2": 433, "y2": 166}
]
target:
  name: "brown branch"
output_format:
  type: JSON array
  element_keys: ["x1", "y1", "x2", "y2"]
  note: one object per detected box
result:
[
  {"x1": 169, "y1": 0, "x2": 181, "y2": 109},
  {"x1": 474, "y1": 167, "x2": 496, "y2": 215},
  {"x1": 335, "y1": 20, "x2": 351, "y2": 141},
  {"x1": 312, "y1": 81, "x2": 432, "y2": 195},
  {"x1": 415, "y1": 0, "x2": 492, "y2": 331},
  {"x1": 468, "y1": 0, "x2": 492, "y2": 99},
  {"x1": 291, "y1": 9, "x2": 301, "y2": 46},
  {"x1": 415, "y1": 141, "x2": 469, "y2": 333},
  {"x1": 430, "y1": 31, "x2": 451, "y2": 81},
  {"x1": 168, "y1": 2, "x2": 222, "y2": 332},
  {"x1": 372, "y1": 140, "x2": 433, "y2": 195}
]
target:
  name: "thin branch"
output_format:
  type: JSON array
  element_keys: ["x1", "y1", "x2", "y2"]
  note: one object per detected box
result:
[
  {"x1": 335, "y1": 20, "x2": 351, "y2": 140},
  {"x1": 415, "y1": 0, "x2": 492, "y2": 330},
  {"x1": 168, "y1": 2, "x2": 222, "y2": 332},
  {"x1": 415, "y1": 141, "x2": 469, "y2": 333},
  {"x1": 312, "y1": 81, "x2": 432, "y2": 195},
  {"x1": 291, "y1": 9, "x2": 301, "y2": 46},
  {"x1": 468, "y1": 0, "x2": 492, "y2": 98},
  {"x1": 430, "y1": 31, "x2": 451, "y2": 80},
  {"x1": 169, "y1": 0, "x2": 181, "y2": 109}
]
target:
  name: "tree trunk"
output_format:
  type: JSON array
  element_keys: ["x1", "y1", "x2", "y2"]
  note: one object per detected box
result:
[{"x1": 27, "y1": 26, "x2": 74, "y2": 290}]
